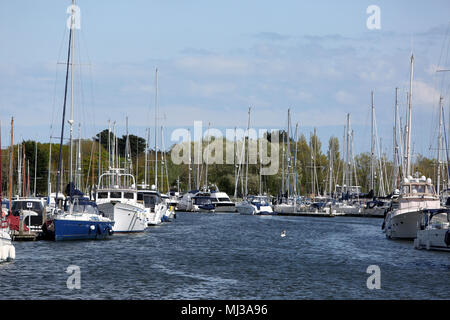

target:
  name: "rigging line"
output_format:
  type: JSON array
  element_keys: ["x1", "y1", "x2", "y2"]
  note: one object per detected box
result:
[
  {"x1": 79, "y1": 26, "x2": 97, "y2": 140},
  {"x1": 50, "y1": 24, "x2": 70, "y2": 139}
]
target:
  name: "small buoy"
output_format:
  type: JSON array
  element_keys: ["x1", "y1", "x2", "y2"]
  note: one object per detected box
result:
[{"x1": 281, "y1": 230, "x2": 286, "y2": 238}]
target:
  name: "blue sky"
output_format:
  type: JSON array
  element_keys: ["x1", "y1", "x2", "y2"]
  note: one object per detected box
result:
[{"x1": 1, "y1": 0, "x2": 450, "y2": 159}]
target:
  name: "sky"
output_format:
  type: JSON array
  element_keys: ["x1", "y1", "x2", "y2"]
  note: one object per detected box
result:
[{"x1": 1, "y1": 0, "x2": 450, "y2": 159}]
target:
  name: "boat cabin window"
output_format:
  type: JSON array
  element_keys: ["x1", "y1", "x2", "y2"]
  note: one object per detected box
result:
[
  {"x1": 193, "y1": 197, "x2": 212, "y2": 205},
  {"x1": 218, "y1": 198, "x2": 230, "y2": 202},
  {"x1": 124, "y1": 192, "x2": 134, "y2": 199},
  {"x1": 97, "y1": 192, "x2": 109, "y2": 199},
  {"x1": 402, "y1": 185, "x2": 410, "y2": 194},
  {"x1": 110, "y1": 192, "x2": 122, "y2": 199},
  {"x1": 11, "y1": 201, "x2": 44, "y2": 215},
  {"x1": 143, "y1": 194, "x2": 161, "y2": 208}
]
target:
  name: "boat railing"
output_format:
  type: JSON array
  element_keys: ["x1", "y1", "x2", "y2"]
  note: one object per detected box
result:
[{"x1": 98, "y1": 168, "x2": 137, "y2": 190}]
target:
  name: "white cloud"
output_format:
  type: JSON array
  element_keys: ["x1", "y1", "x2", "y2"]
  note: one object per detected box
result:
[
  {"x1": 334, "y1": 90, "x2": 357, "y2": 105},
  {"x1": 187, "y1": 81, "x2": 236, "y2": 97},
  {"x1": 175, "y1": 55, "x2": 249, "y2": 76},
  {"x1": 411, "y1": 79, "x2": 441, "y2": 108}
]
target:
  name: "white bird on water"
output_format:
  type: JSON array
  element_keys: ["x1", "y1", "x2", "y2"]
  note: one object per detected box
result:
[{"x1": 281, "y1": 230, "x2": 286, "y2": 238}]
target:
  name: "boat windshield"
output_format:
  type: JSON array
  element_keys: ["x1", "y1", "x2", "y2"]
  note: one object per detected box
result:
[
  {"x1": 194, "y1": 197, "x2": 211, "y2": 205},
  {"x1": 143, "y1": 195, "x2": 161, "y2": 208},
  {"x1": 72, "y1": 202, "x2": 99, "y2": 215},
  {"x1": 251, "y1": 198, "x2": 269, "y2": 206},
  {"x1": 11, "y1": 201, "x2": 44, "y2": 215}
]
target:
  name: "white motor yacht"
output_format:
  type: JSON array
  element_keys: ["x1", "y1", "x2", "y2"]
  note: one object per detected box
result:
[
  {"x1": 96, "y1": 169, "x2": 147, "y2": 233},
  {"x1": 383, "y1": 176, "x2": 445, "y2": 240},
  {"x1": 210, "y1": 191, "x2": 236, "y2": 213},
  {"x1": 137, "y1": 188, "x2": 168, "y2": 226},
  {"x1": 236, "y1": 195, "x2": 273, "y2": 215}
]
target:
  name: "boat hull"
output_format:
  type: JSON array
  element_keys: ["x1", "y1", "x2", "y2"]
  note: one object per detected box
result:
[
  {"x1": 385, "y1": 210, "x2": 423, "y2": 239},
  {"x1": 0, "y1": 229, "x2": 15, "y2": 262},
  {"x1": 54, "y1": 218, "x2": 114, "y2": 241},
  {"x1": 415, "y1": 228, "x2": 450, "y2": 251},
  {"x1": 236, "y1": 202, "x2": 255, "y2": 215},
  {"x1": 98, "y1": 202, "x2": 146, "y2": 233}
]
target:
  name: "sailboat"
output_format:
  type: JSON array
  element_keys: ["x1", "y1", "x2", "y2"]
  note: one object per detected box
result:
[
  {"x1": 235, "y1": 107, "x2": 273, "y2": 215},
  {"x1": 42, "y1": 0, "x2": 114, "y2": 241},
  {"x1": 138, "y1": 69, "x2": 170, "y2": 225}
]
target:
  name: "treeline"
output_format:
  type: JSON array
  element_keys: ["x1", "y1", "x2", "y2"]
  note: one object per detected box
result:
[{"x1": 0, "y1": 129, "x2": 440, "y2": 198}]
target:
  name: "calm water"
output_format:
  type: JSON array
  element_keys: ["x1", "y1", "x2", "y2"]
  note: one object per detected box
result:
[{"x1": 0, "y1": 213, "x2": 449, "y2": 300}]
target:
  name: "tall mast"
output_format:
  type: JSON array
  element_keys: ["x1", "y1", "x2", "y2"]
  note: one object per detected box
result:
[
  {"x1": 69, "y1": 0, "x2": 76, "y2": 185},
  {"x1": 245, "y1": 107, "x2": 251, "y2": 197},
  {"x1": 98, "y1": 129, "x2": 101, "y2": 186},
  {"x1": 9, "y1": 118, "x2": 14, "y2": 211},
  {"x1": 346, "y1": 114, "x2": 350, "y2": 189},
  {"x1": 160, "y1": 126, "x2": 164, "y2": 192},
  {"x1": 22, "y1": 144, "x2": 26, "y2": 197},
  {"x1": 286, "y1": 109, "x2": 291, "y2": 199},
  {"x1": 34, "y1": 140, "x2": 38, "y2": 196},
  {"x1": 17, "y1": 142, "x2": 22, "y2": 197},
  {"x1": 329, "y1": 138, "x2": 333, "y2": 197},
  {"x1": 76, "y1": 123, "x2": 81, "y2": 189},
  {"x1": 47, "y1": 128, "x2": 52, "y2": 200},
  {"x1": 144, "y1": 128, "x2": 149, "y2": 186},
  {"x1": 154, "y1": 67, "x2": 158, "y2": 190},
  {"x1": 370, "y1": 91, "x2": 375, "y2": 192},
  {"x1": 294, "y1": 124, "x2": 299, "y2": 198},
  {"x1": 205, "y1": 122, "x2": 210, "y2": 190},
  {"x1": 56, "y1": 20, "x2": 73, "y2": 206},
  {"x1": 406, "y1": 54, "x2": 414, "y2": 177},
  {"x1": 393, "y1": 88, "x2": 399, "y2": 190},
  {"x1": 188, "y1": 128, "x2": 191, "y2": 190},
  {"x1": 437, "y1": 96, "x2": 443, "y2": 194}
]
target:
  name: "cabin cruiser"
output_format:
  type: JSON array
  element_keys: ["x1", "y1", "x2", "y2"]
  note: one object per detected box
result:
[
  {"x1": 178, "y1": 190, "x2": 215, "y2": 212},
  {"x1": 383, "y1": 176, "x2": 446, "y2": 240},
  {"x1": 273, "y1": 197, "x2": 300, "y2": 214},
  {"x1": 137, "y1": 188, "x2": 167, "y2": 226},
  {"x1": 10, "y1": 197, "x2": 47, "y2": 232},
  {"x1": 96, "y1": 169, "x2": 146, "y2": 233},
  {"x1": 236, "y1": 195, "x2": 273, "y2": 215},
  {"x1": 414, "y1": 208, "x2": 450, "y2": 251},
  {"x1": 210, "y1": 191, "x2": 236, "y2": 213},
  {"x1": 166, "y1": 191, "x2": 180, "y2": 210}
]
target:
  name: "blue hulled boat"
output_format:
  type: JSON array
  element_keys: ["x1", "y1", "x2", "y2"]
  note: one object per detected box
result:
[{"x1": 43, "y1": 186, "x2": 114, "y2": 241}]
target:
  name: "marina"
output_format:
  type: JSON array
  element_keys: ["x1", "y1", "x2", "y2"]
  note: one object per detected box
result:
[
  {"x1": 0, "y1": 212, "x2": 449, "y2": 300},
  {"x1": 0, "y1": 0, "x2": 450, "y2": 303}
]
